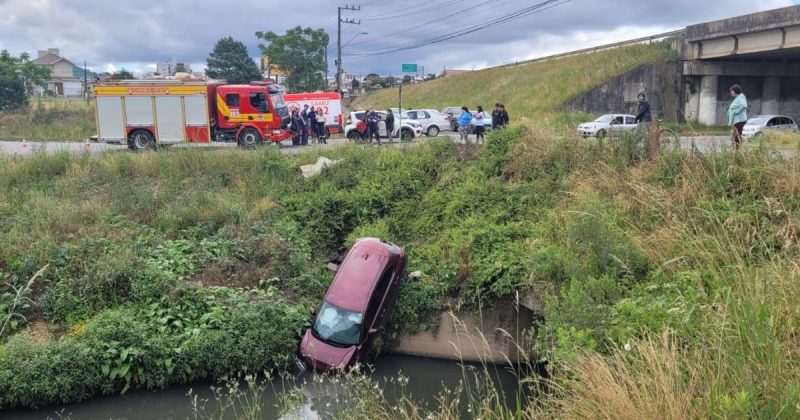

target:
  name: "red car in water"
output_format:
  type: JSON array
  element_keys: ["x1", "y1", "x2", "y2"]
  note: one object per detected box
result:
[{"x1": 299, "y1": 238, "x2": 408, "y2": 372}]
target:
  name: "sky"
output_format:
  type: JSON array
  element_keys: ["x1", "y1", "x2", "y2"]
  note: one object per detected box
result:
[{"x1": 0, "y1": 0, "x2": 797, "y2": 78}]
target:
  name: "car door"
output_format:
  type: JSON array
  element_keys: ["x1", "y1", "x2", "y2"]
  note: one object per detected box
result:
[
  {"x1": 377, "y1": 112, "x2": 388, "y2": 137},
  {"x1": 609, "y1": 115, "x2": 625, "y2": 134},
  {"x1": 417, "y1": 111, "x2": 433, "y2": 129},
  {"x1": 624, "y1": 116, "x2": 637, "y2": 133}
]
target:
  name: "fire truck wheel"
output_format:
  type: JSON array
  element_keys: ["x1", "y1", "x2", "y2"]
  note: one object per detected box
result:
[
  {"x1": 238, "y1": 128, "x2": 263, "y2": 149},
  {"x1": 128, "y1": 130, "x2": 155, "y2": 151}
]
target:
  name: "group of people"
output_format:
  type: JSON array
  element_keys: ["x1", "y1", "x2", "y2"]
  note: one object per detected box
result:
[
  {"x1": 457, "y1": 103, "x2": 509, "y2": 144},
  {"x1": 635, "y1": 84, "x2": 749, "y2": 152},
  {"x1": 355, "y1": 108, "x2": 395, "y2": 145},
  {"x1": 289, "y1": 104, "x2": 328, "y2": 146}
]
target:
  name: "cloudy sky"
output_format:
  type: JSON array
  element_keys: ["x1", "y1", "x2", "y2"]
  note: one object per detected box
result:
[{"x1": 0, "y1": 0, "x2": 797, "y2": 78}]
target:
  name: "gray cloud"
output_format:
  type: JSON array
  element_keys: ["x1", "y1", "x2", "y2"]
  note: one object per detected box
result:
[{"x1": 0, "y1": 0, "x2": 793, "y2": 76}]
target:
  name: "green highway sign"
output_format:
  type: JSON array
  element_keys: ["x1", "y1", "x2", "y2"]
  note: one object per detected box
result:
[{"x1": 402, "y1": 64, "x2": 418, "y2": 73}]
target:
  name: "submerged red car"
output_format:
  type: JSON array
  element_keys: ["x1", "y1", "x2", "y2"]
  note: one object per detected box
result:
[{"x1": 299, "y1": 238, "x2": 408, "y2": 372}]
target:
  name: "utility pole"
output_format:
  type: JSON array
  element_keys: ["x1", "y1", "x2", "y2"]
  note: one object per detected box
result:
[
  {"x1": 337, "y1": 4, "x2": 360, "y2": 95},
  {"x1": 83, "y1": 61, "x2": 89, "y2": 104}
]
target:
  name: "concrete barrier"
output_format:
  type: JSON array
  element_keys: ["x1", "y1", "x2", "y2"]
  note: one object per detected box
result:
[{"x1": 391, "y1": 301, "x2": 536, "y2": 364}]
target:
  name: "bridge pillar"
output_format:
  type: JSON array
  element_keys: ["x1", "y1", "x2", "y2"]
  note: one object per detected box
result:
[
  {"x1": 762, "y1": 77, "x2": 781, "y2": 115},
  {"x1": 698, "y1": 75, "x2": 719, "y2": 126}
]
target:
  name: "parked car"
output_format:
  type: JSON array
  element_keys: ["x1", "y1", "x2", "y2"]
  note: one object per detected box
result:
[
  {"x1": 441, "y1": 107, "x2": 461, "y2": 131},
  {"x1": 402, "y1": 109, "x2": 451, "y2": 137},
  {"x1": 344, "y1": 111, "x2": 423, "y2": 142},
  {"x1": 298, "y1": 238, "x2": 408, "y2": 372},
  {"x1": 742, "y1": 115, "x2": 799, "y2": 139},
  {"x1": 577, "y1": 114, "x2": 638, "y2": 138}
]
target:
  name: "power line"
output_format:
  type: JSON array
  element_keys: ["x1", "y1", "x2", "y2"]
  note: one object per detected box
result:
[
  {"x1": 346, "y1": 0, "x2": 573, "y2": 57},
  {"x1": 357, "y1": 0, "x2": 461, "y2": 21},
  {"x1": 348, "y1": 0, "x2": 500, "y2": 48}
]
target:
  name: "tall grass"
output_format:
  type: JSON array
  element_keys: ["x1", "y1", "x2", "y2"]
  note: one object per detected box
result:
[
  {"x1": 353, "y1": 43, "x2": 676, "y2": 122},
  {"x1": 0, "y1": 98, "x2": 95, "y2": 141}
]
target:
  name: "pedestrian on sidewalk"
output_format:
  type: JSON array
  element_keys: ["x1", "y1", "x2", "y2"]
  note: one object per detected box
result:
[
  {"x1": 458, "y1": 106, "x2": 472, "y2": 144},
  {"x1": 474, "y1": 106, "x2": 487, "y2": 143},
  {"x1": 727, "y1": 84, "x2": 748, "y2": 150}
]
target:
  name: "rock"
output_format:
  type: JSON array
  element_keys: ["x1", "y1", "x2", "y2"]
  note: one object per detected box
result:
[
  {"x1": 409, "y1": 271, "x2": 423, "y2": 279},
  {"x1": 326, "y1": 263, "x2": 339, "y2": 273}
]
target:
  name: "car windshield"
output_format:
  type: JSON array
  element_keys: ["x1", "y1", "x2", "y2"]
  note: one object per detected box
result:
[
  {"x1": 270, "y1": 93, "x2": 286, "y2": 109},
  {"x1": 594, "y1": 115, "x2": 613, "y2": 123},
  {"x1": 747, "y1": 118, "x2": 768, "y2": 125},
  {"x1": 312, "y1": 301, "x2": 363, "y2": 346}
]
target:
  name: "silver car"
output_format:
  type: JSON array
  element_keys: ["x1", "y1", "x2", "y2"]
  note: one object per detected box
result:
[
  {"x1": 402, "y1": 109, "x2": 451, "y2": 137},
  {"x1": 577, "y1": 114, "x2": 638, "y2": 138},
  {"x1": 742, "y1": 115, "x2": 799, "y2": 140}
]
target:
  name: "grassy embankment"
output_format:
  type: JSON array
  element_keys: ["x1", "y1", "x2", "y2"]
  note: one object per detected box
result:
[
  {"x1": 353, "y1": 43, "x2": 675, "y2": 131},
  {"x1": 0, "y1": 98, "x2": 95, "y2": 141},
  {"x1": 2, "y1": 41, "x2": 799, "y2": 416}
]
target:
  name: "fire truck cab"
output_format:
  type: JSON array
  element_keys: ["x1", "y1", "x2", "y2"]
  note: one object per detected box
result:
[
  {"x1": 94, "y1": 80, "x2": 291, "y2": 150},
  {"x1": 210, "y1": 82, "x2": 291, "y2": 145}
]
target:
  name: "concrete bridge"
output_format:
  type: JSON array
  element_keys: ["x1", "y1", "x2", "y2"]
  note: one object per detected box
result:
[{"x1": 682, "y1": 5, "x2": 800, "y2": 125}]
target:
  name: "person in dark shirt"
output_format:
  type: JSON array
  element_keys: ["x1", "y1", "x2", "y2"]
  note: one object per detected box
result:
[
  {"x1": 635, "y1": 93, "x2": 652, "y2": 125},
  {"x1": 385, "y1": 109, "x2": 395, "y2": 142},
  {"x1": 499, "y1": 104, "x2": 509, "y2": 128},
  {"x1": 491, "y1": 103, "x2": 502, "y2": 130}
]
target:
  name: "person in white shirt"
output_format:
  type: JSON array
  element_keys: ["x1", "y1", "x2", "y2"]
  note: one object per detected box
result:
[{"x1": 474, "y1": 106, "x2": 487, "y2": 144}]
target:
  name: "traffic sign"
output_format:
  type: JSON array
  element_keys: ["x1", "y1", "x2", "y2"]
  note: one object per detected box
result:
[{"x1": 402, "y1": 64, "x2": 418, "y2": 73}]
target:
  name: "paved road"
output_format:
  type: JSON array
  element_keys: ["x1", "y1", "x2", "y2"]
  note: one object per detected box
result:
[{"x1": 0, "y1": 134, "x2": 791, "y2": 157}]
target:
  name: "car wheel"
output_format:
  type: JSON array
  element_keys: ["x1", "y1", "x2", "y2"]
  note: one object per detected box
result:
[
  {"x1": 426, "y1": 126, "x2": 440, "y2": 137},
  {"x1": 238, "y1": 128, "x2": 263, "y2": 149},
  {"x1": 347, "y1": 131, "x2": 363, "y2": 143},
  {"x1": 596, "y1": 129, "x2": 607, "y2": 139},
  {"x1": 753, "y1": 131, "x2": 764, "y2": 141},
  {"x1": 128, "y1": 129, "x2": 155, "y2": 151}
]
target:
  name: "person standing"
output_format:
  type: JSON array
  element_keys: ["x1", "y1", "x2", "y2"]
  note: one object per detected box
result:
[
  {"x1": 458, "y1": 106, "x2": 472, "y2": 144},
  {"x1": 474, "y1": 106, "x2": 487, "y2": 144},
  {"x1": 491, "y1": 103, "x2": 502, "y2": 130},
  {"x1": 307, "y1": 107, "x2": 318, "y2": 141},
  {"x1": 499, "y1": 104, "x2": 510, "y2": 128},
  {"x1": 385, "y1": 109, "x2": 395, "y2": 142},
  {"x1": 316, "y1": 107, "x2": 327, "y2": 144},
  {"x1": 289, "y1": 110, "x2": 301, "y2": 146},
  {"x1": 727, "y1": 84, "x2": 748, "y2": 150},
  {"x1": 366, "y1": 108, "x2": 382, "y2": 145},
  {"x1": 635, "y1": 93, "x2": 653, "y2": 154}
]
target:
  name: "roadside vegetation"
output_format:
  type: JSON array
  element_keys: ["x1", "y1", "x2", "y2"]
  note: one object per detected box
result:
[{"x1": 0, "y1": 98, "x2": 95, "y2": 141}]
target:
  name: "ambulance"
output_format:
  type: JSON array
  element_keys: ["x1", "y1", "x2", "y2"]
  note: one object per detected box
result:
[{"x1": 284, "y1": 92, "x2": 344, "y2": 137}]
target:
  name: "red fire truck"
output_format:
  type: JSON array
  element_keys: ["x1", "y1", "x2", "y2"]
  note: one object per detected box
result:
[{"x1": 94, "y1": 80, "x2": 291, "y2": 150}]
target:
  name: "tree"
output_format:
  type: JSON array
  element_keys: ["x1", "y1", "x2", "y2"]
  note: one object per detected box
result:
[
  {"x1": 111, "y1": 69, "x2": 134, "y2": 80},
  {"x1": 402, "y1": 75, "x2": 413, "y2": 85},
  {"x1": 256, "y1": 27, "x2": 328, "y2": 92},
  {"x1": 351, "y1": 79, "x2": 360, "y2": 90},
  {"x1": 175, "y1": 63, "x2": 188, "y2": 73},
  {"x1": 206, "y1": 37, "x2": 262, "y2": 84},
  {"x1": 0, "y1": 50, "x2": 50, "y2": 110}
]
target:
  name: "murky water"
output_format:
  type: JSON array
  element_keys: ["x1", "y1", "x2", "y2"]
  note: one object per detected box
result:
[{"x1": 7, "y1": 355, "x2": 523, "y2": 419}]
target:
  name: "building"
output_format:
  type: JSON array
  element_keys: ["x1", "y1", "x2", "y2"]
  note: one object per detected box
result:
[
  {"x1": 31, "y1": 48, "x2": 93, "y2": 98},
  {"x1": 156, "y1": 58, "x2": 191, "y2": 76}
]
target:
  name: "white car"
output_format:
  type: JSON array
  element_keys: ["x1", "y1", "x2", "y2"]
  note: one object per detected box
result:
[
  {"x1": 402, "y1": 109, "x2": 451, "y2": 137},
  {"x1": 577, "y1": 114, "x2": 638, "y2": 138},
  {"x1": 742, "y1": 115, "x2": 799, "y2": 140},
  {"x1": 344, "y1": 111, "x2": 423, "y2": 142}
]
